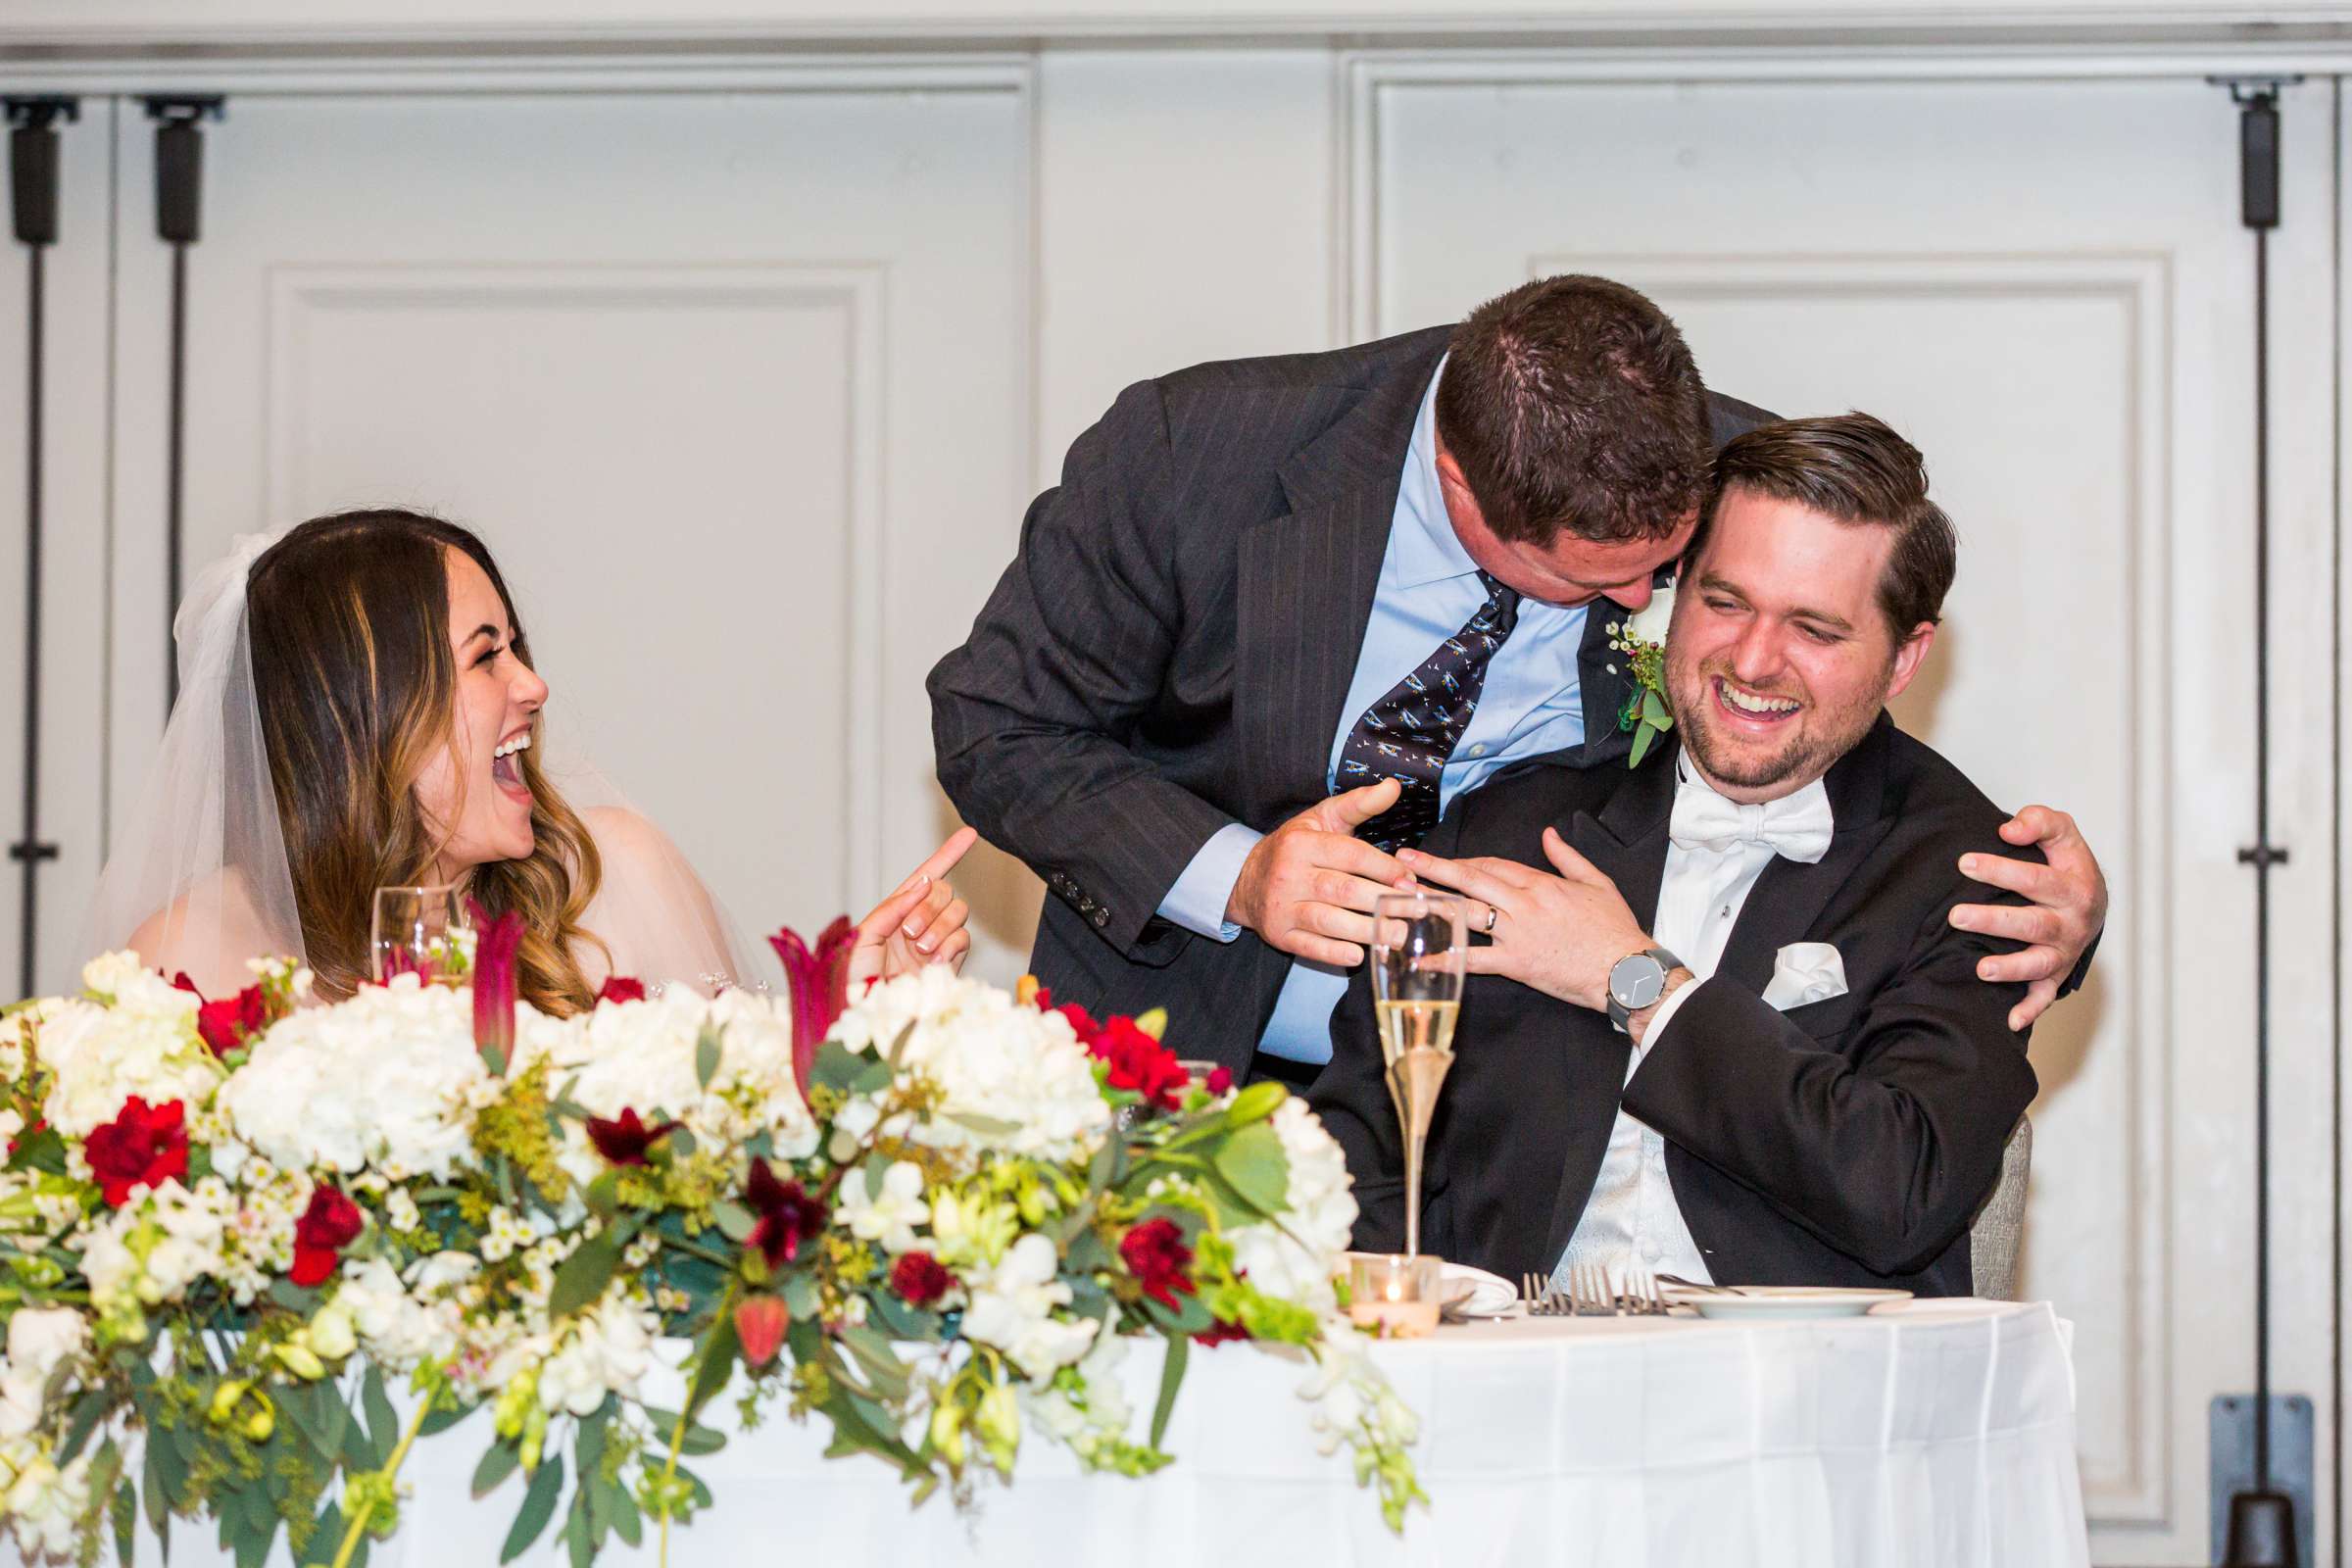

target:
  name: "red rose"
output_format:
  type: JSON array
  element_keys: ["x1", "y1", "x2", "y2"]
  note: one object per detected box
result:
[
  {"x1": 195, "y1": 986, "x2": 269, "y2": 1058},
  {"x1": 1205, "y1": 1065, "x2": 1234, "y2": 1096},
  {"x1": 1053, "y1": 1000, "x2": 1104, "y2": 1041},
  {"x1": 596, "y1": 976, "x2": 647, "y2": 1005},
  {"x1": 585, "y1": 1106, "x2": 677, "y2": 1167},
  {"x1": 84, "y1": 1097, "x2": 189, "y2": 1206},
  {"x1": 290, "y1": 1187, "x2": 365, "y2": 1287},
  {"x1": 743, "y1": 1159, "x2": 828, "y2": 1269},
  {"x1": 889, "y1": 1250, "x2": 955, "y2": 1308},
  {"x1": 1088, "y1": 1017, "x2": 1190, "y2": 1111},
  {"x1": 1120, "y1": 1217, "x2": 1196, "y2": 1310}
]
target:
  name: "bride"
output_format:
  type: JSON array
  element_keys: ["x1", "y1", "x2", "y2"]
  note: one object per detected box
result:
[{"x1": 84, "y1": 509, "x2": 975, "y2": 1011}]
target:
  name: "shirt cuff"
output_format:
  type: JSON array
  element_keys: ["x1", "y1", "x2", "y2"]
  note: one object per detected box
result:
[
  {"x1": 1154, "y1": 822, "x2": 1263, "y2": 943},
  {"x1": 1633, "y1": 975, "x2": 1705, "y2": 1064}
]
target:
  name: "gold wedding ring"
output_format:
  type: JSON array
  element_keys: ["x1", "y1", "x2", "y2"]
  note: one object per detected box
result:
[{"x1": 1482, "y1": 904, "x2": 1499, "y2": 934}]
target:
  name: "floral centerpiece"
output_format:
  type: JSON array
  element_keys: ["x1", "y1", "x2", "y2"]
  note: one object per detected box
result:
[{"x1": 0, "y1": 927, "x2": 1421, "y2": 1567}]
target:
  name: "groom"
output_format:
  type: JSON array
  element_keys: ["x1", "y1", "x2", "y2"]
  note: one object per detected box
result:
[
  {"x1": 930, "y1": 273, "x2": 2106, "y2": 1078},
  {"x1": 1312, "y1": 414, "x2": 2033, "y2": 1293}
]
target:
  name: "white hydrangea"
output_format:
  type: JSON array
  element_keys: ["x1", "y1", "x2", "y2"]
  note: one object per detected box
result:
[
  {"x1": 520, "y1": 986, "x2": 819, "y2": 1187},
  {"x1": 0, "y1": 1310, "x2": 86, "y2": 1442},
  {"x1": 828, "y1": 967, "x2": 1109, "y2": 1164},
  {"x1": 219, "y1": 978, "x2": 496, "y2": 1180},
  {"x1": 36, "y1": 968, "x2": 219, "y2": 1139},
  {"x1": 960, "y1": 1232, "x2": 1099, "y2": 1379},
  {"x1": 1225, "y1": 1097, "x2": 1358, "y2": 1314}
]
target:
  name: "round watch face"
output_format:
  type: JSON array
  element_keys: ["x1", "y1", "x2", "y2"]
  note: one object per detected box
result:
[{"x1": 1610, "y1": 954, "x2": 1665, "y2": 1010}]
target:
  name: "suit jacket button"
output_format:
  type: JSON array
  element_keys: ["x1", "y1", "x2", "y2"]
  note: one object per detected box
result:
[{"x1": 1093, "y1": 907, "x2": 1110, "y2": 928}]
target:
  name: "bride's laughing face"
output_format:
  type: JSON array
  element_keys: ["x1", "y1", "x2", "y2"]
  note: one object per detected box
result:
[{"x1": 416, "y1": 549, "x2": 548, "y2": 881}]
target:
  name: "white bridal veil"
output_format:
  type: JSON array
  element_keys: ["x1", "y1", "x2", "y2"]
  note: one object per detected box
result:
[
  {"x1": 83, "y1": 530, "x2": 783, "y2": 1002},
  {"x1": 82, "y1": 534, "x2": 305, "y2": 999}
]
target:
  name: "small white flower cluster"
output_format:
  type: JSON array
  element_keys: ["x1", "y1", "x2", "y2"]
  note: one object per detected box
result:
[
  {"x1": 0, "y1": 1310, "x2": 84, "y2": 1442},
  {"x1": 0, "y1": 1439, "x2": 90, "y2": 1562},
  {"x1": 218, "y1": 977, "x2": 496, "y2": 1181},
  {"x1": 36, "y1": 955, "x2": 219, "y2": 1140},
  {"x1": 829, "y1": 967, "x2": 1110, "y2": 1165}
]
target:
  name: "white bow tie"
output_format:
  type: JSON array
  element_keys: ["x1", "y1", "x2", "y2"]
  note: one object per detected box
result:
[{"x1": 1668, "y1": 778, "x2": 1835, "y2": 863}]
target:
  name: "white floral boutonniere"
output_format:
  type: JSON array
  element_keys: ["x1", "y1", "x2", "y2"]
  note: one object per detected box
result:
[{"x1": 1605, "y1": 581, "x2": 1676, "y2": 767}]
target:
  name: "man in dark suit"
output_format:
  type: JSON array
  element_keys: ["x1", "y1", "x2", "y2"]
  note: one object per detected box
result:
[
  {"x1": 1313, "y1": 414, "x2": 2031, "y2": 1294},
  {"x1": 929, "y1": 275, "x2": 2105, "y2": 1081}
]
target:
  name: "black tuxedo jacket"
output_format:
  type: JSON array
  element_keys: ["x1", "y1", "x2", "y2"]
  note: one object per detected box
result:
[
  {"x1": 927, "y1": 325, "x2": 1773, "y2": 1067},
  {"x1": 1308, "y1": 716, "x2": 2039, "y2": 1297}
]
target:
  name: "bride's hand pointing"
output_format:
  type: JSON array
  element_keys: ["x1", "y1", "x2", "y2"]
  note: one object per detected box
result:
[{"x1": 849, "y1": 826, "x2": 980, "y2": 986}]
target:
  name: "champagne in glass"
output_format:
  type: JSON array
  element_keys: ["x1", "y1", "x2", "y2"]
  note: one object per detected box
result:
[
  {"x1": 371, "y1": 885, "x2": 467, "y2": 985},
  {"x1": 1371, "y1": 891, "x2": 1466, "y2": 1258}
]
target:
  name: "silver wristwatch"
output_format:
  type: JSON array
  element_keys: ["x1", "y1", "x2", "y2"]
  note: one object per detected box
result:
[{"x1": 1606, "y1": 947, "x2": 1684, "y2": 1033}]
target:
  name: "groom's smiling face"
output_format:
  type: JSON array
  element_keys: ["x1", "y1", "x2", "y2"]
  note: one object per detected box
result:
[{"x1": 1665, "y1": 487, "x2": 1936, "y2": 804}]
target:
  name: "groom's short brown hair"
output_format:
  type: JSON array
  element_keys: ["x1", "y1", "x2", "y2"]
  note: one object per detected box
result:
[
  {"x1": 1437, "y1": 274, "x2": 1713, "y2": 547},
  {"x1": 1699, "y1": 412, "x2": 1958, "y2": 641}
]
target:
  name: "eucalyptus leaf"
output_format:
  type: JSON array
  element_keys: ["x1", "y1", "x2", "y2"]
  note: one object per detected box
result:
[
  {"x1": 1210, "y1": 1122, "x2": 1290, "y2": 1217},
  {"x1": 683, "y1": 1312, "x2": 741, "y2": 1422},
  {"x1": 638, "y1": 1408, "x2": 725, "y2": 1457},
  {"x1": 499, "y1": 1451, "x2": 564, "y2": 1564},
  {"x1": 471, "y1": 1441, "x2": 520, "y2": 1499},
  {"x1": 59, "y1": 1388, "x2": 107, "y2": 1461},
  {"x1": 1629, "y1": 721, "x2": 1658, "y2": 768},
  {"x1": 946, "y1": 1110, "x2": 1021, "y2": 1140},
  {"x1": 111, "y1": 1468, "x2": 134, "y2": 1568},
  {"x1": 695, "y1": 1028, "x2": 723, "y2": 1091},
  {"x1": 564, "y1": 1486, "x2": 594, "y2": 1568},
  {"x1": 362, "y1": 1365, "x2": 398, "y2": 1463},
  {"x1": 607, "y1": 1478, "x2": 644, "y2": 1547},
  {"x1": 416, "y1": 1398, "x2": 477, "y2": 1439},
  {"x1": 1151, "y1": 1333, "x2": 1189, "y2": 1449},
  {"x1": 710, "y1": 1199, "x2": 756, "y2": 1243}
]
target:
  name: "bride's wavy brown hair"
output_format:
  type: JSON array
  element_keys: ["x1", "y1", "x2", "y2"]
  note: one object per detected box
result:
[{"x1": 245, "y1": 510, "x2": 604, "y2": 1014}]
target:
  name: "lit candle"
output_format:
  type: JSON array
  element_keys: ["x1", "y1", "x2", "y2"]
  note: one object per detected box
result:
[{"x1": 1347, "y1": 1252, "x2": 1442, "y2": 1339}]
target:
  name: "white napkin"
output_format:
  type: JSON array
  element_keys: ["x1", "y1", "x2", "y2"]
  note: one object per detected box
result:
[
  {"x1": 1440, "y1": 1262, "x2": 1517, "y2": 1316},
  {"x1": 1761, "y1": 941, "x2": 1847, "y2": 1010}
]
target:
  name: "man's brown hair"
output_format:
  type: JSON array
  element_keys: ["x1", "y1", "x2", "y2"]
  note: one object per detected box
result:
[
  {"x1": 1435, "y1": 274, "x2": 1712, "y2": 547},
  {"x1": 1698, "y1": 412, "x2": 1958, "y2": 641}
]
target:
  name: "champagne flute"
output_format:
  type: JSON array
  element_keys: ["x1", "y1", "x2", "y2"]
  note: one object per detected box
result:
[
  {"x1": 371, "y1": 885, "x2": 467, "y2": 985},
  {"x1": 1370, "y1": 891, "x2": 1466, "y2": 1258}
]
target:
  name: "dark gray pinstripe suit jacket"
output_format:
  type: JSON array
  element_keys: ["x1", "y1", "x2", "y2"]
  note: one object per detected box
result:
[{"x1": 927, "y1": 325, "x2": 1774, "y2": 1069}]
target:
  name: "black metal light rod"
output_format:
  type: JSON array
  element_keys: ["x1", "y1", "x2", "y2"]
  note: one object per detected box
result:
[
  {"x1": 2216, "y1": 72, "x2": 2302, "y2": 1568},
  {"x1": 142, "y1": 95, "x2": 221, "y2": 713},
  {"x1": 4, "y1": 96, "x2": 76, "y2": 1002}
]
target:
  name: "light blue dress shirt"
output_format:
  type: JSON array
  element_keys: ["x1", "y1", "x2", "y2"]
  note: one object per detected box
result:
[{"x1": 1156, "y1": 360, "x2": 1593, "y2": 1064}]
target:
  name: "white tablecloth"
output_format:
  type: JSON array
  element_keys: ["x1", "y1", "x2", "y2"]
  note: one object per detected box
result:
[{"x1": 158, "y1": 1298, "x2": 2089, "y2": 1568}]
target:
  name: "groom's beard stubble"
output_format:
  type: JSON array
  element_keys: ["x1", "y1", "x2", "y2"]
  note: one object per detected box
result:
[{"x1": 1666, "y1": 649, "x2": 1894, "y2": 796}]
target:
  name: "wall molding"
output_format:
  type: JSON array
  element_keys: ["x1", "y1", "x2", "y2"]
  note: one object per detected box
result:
[{"x1": 4, "y1": 5, "x2": 2352, "y2": 59}]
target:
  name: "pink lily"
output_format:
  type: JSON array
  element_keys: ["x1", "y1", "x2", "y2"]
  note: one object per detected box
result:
[
  {"x1": 767, "y1": 916, "x2": 855, "y2": 1093},
  {"x1": 466, "y1": 899, "x2": 526, "y2": 1070}
]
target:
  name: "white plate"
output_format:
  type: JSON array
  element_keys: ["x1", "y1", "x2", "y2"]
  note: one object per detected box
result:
[{"x1": 1664, "y1": 1285, "x2": 1913, "y2": 1320}]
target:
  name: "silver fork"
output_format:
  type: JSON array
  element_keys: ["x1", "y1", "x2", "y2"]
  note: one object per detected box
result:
[
  {"x1": 1571, "y1": 1262, "x2": 1615, "y2": 1316},
  {"x1": 1521, "y1": 1271, "x2": 1556, "y2": 1316},
  {"x1": 1622, "y1": 1268, "x2": 1671, "y2": 1317}
]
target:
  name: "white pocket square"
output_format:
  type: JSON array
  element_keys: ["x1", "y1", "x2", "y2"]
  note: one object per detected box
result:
[{"x1": 1762, "y1": 942, "x2": 1847, "y2": 1010}]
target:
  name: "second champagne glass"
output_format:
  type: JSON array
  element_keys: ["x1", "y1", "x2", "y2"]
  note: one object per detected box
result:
[
  {"x1": 1370, "y1": 891, "x2": 1466, "y2": 1258},
  {"x1": 371, "y1": 885, "x2": 467, "y2": 985}
]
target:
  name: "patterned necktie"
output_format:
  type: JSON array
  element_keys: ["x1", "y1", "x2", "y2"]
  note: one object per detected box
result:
[{"x1": 1338, "y1": 571, "x2": 1522, "y2": 851}]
